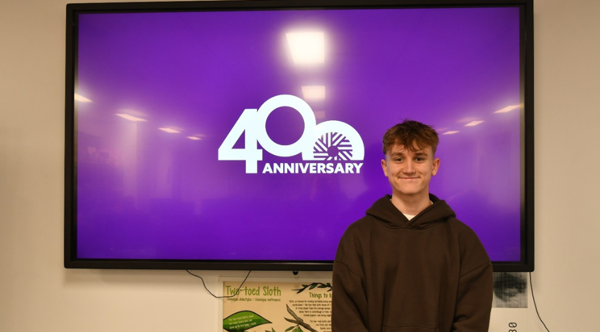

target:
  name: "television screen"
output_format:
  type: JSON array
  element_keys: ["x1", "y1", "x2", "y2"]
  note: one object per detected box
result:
[{"x1": 65, "y1": 0, "x2": 534, "y2": 271}]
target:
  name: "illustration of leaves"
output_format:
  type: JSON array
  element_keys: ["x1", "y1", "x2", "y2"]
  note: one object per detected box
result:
[
  {"x1": 285, "y1": 327, "x2": 295, "y2": 332},
  {"x1": 292, "y1": 282, "x2": 333, "y2": 294},
  {"x1": 223, "y1": 310, "x2": 271, "y2": 332},
  {"x1": 285, "y1": 305, "x2": 317, "y2": 332}
]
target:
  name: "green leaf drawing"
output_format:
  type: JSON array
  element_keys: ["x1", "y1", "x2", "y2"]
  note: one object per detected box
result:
[
  {"x1": 285, "y1": 327, "x2": 295, "y2": 332},
  {"x1": 223, "y1": 310, "x2": 271, "y2": 332},
  {"x1": 293, "y1": 282, "x2": 333, "y2": 294}
]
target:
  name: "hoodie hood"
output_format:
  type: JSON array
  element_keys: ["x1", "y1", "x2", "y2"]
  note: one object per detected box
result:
[{"x1": 366, "y1": 194, "x2": 456, "y2": 229}]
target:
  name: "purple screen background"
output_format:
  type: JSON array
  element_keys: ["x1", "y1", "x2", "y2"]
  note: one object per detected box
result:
[{"x1": 75, "y1": 7, "x2": 522, "y2": 262}]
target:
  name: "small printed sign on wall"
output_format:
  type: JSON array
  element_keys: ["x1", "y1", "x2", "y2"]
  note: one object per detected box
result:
[
  {"x1": 489, "y1": 272, "x2": 529, "y2": 332},
  {"x1": 223, "y1": 280, "x2": 333, "y2": 332}
]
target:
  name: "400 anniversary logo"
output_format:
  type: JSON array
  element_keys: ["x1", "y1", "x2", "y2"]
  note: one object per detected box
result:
[{"x1": 218, "y1": 95, "x2": 365, "y2": 174}]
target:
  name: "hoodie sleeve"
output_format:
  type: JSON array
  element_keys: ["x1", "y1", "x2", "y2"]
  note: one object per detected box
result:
[
  {"x1": 452, "y1": 229, "x2": 494, "y2": 332},
  {"x1": 332, "y1": 231, "x2": 370, "y2": 332}
]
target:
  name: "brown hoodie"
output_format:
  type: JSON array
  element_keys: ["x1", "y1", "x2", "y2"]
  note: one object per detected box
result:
[{"x1": 332, "y1": 194, "x2": 493, "y2": 332}]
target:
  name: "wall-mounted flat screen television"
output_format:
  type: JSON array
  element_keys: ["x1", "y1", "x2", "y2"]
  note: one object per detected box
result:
[{"x1": 65, "y1": 0, "x2": 534, "y2": 272}]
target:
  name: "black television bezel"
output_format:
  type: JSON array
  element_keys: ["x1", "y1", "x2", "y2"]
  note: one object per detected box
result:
[{"x1": 64, "y1": 0, "x2": 534, "y2": 272}]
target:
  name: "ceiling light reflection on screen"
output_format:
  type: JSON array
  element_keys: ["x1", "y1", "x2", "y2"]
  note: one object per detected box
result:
[
  {"x1": 494, "y1": 104, "x2": 522, "y2": 113},
  {"x1": 159, "y1": 128, "x2": 181, "y2": 134},
  {"x1": 75, "y1": 93, "x2": 92, "y2": 102},
  {"x1": 187, "y1": 134, "x2": 205, "y2": 140},
  {"x1": 314, "y1": 110, "x2": 327, "y2": 120},
  {"x1": 465, "y1": 120, "x2": 484, "y2": 127},
  {"x1": 302, "y1": 86, "x2": 326, "y2": 100},
  {"x1": 286, "y1": 32, "x2": 325, "y2": 65},
  {"x1": 116, "y1": 113, "x2": 147, "y2": 122},
  {"x1": 442, "y1": 131, "x2": 460, "y2": 135}
]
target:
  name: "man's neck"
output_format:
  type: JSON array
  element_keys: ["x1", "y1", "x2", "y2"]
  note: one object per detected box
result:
[{"x1": 390, "y1": 193, "x2": 432, "y2": 216}]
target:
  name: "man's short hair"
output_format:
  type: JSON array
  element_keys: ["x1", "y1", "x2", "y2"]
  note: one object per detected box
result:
[{"x1": 382, "y1": 120, "x2": 439, "y2": 155}]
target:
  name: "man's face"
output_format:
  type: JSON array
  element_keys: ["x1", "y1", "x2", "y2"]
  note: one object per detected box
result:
[{"x1": 381, "y1": 144, "x2": 440, "y2": 199}]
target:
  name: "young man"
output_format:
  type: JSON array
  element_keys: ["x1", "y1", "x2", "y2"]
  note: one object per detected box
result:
[{"x1": 332, "y1": 120, "x2": 493, "y2": 332}]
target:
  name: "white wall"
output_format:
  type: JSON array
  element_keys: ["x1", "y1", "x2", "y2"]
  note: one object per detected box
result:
[
  {"x1": 531, "y1": 0, "x2": 600, "y2": 330},
  {"x1": 1, "y1": 0, "x2": 599, "y2": 331}
]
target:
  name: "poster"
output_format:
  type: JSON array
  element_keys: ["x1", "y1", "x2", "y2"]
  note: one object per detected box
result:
[
  {"x1": 222, "y1": 280, "x2": 332, "y2": 332},
  {"x1": 489, "y1": 272, "x2": 529, "y2": 332},
  {"x1": 222, "y1": 272, "x2": 531, "y2": 332}
]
